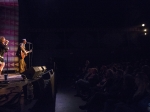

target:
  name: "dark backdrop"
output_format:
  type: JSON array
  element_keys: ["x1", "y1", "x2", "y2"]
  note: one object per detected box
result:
[{"x1": 18, "y1": 0, "x2": 150, "y2": 74}]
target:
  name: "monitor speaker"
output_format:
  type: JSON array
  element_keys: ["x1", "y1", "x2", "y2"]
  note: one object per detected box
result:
[
  {"x1": 41, "y1": 66, "x2": 47, "y2": 72},
  {"x1": 23, "y1": 66, "x2": 43, "y2": 79}
]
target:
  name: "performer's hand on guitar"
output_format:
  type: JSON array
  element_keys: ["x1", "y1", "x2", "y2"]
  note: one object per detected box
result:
[
  {"x1": 21, "y1": 49, "x2": 32, "y2": 59},
  {"x1": 24, "y1": 52, "x2": 27, "y2": 56}
]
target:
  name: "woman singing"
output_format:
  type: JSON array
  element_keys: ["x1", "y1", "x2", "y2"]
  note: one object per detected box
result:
[{"x1": 0, "y1": 36, "x2": 9, "y2": 78}]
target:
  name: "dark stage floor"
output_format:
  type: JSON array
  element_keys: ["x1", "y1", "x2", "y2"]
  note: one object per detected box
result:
[{"x1": 0, "y1": 73, "x2": 87, "y2": 112}]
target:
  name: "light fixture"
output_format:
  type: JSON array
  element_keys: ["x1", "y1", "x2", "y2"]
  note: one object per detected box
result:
[
  {"x1": 142, "y1": 24, "x2": 145, "y2": 27},
  {"x1": 144, "y1": 33, "x2": 147, "y2": 35},
  {"x1": 144, "y1": 29, "x2": 147, "y2": 32}
]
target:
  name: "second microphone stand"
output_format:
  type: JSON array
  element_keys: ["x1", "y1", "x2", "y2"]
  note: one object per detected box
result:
[{"x1": 28, "y1": 43, "x2": 33, "y2": 69}]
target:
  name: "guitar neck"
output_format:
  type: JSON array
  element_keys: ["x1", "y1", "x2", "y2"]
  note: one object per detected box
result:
[{"x1": 27, "y1": 50, "x2": 32, "y2": 53}]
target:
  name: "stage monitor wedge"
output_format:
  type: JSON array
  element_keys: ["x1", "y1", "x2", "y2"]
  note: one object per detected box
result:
[
  {"x1": 23, "y1": 66, "x2": 43, "y2": 79},
  {"x1": 41, "y1": 66, "x2": 47, "y2": 72}
]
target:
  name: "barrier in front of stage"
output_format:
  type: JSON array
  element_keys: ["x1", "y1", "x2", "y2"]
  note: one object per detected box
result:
[
  {"x1": 22, "y1": 77, "x2": 45, "y2": 99},
  {"x1": 23, "y1": 69, "x2": 56, "y2": 101}
]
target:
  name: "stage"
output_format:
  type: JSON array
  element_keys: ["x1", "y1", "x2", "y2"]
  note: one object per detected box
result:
[
  {"x1": 0, "y1": 71, "x2": 55, "y2": 112},
  {"x1": 0, "y1": 73, "x2": 39, "y2": 112},
  {"x1": 0, "y1": 73, "x2": 23, "y2": 82}
]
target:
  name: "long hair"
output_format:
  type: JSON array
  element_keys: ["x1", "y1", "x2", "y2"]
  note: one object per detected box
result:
[{"x1": 0, "y1": 36, "x2": 5, "y2": 43}]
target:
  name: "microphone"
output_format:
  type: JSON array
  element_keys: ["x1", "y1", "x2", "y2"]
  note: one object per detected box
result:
[
  {"x1": 6, "y1": 40, "x2": 9, "y2": 42},
  {"x1": 5, "y1": 40, "x2": 9, "y2": 45},
  {"x1": 27, "y1": 42, "x2": 32, "y2": 44}
]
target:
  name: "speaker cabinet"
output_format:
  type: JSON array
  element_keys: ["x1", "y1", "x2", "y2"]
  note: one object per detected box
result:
[{"x1": 23, "y1": 66, "x2": 43, "y2": 79}]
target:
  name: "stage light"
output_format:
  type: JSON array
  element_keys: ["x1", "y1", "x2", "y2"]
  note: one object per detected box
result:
[
  {"x1": 142, "y1": 24, "x2": 145, "y2": 27},
  {"x1": 144, "y1": 29, "x2": 147, "y2": 32}
]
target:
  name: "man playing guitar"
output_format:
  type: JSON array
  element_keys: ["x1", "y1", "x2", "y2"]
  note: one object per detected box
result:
[{"x1": 16, "y1": 39, "x2": 32, "y2": 74}]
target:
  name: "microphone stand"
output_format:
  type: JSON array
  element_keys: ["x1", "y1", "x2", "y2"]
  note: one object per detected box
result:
[
  {"x1": 27, "y1": 43, "x2": 32, "y2": 69},
  {"x1": 31, "y1": 44, "x2": 33, "y2": 67},
  {"x1": 29, "y1": 43, "x2": 30, "y2": 69},
  {"x1": 3, "y1": 50, "x2": 9, "y2": 84},
  {"x1": 7, "y1": 51, "x2": 8, "y2": 75}
]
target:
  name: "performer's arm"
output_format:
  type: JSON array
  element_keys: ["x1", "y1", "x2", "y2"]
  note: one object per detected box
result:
[
  {"x1": 4, "y1": 45, "x2": 9, "y2": 52},
  {"x1": 20, "y1": 43, "x2": 27, "y2": 55},
  {"x1": 5, "y1": 40, "x2": 9, "y2": 45},
  {"x1": 0, "y1": 42, "x2": 9, "y2": 52},
  {"x1": 4, "y1": 40, "x2": 9, "y2": 51}
]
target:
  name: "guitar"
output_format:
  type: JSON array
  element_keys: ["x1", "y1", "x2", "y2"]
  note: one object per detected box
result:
[{"x1": 21, "y1": 49, "x2": 32, "y2": 59}]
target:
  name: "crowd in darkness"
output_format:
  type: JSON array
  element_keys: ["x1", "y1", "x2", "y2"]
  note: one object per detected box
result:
[{"x1": 72, "y1": 59, "x2": 150, "y2": 112}]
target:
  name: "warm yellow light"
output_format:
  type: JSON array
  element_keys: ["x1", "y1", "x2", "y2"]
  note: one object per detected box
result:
[
  {"x1": 142, "y1": 24, "x2": 145, "y2": 27},
  {"x1": 144, "y1": 29, "x2": 147, "y2": 32}
]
